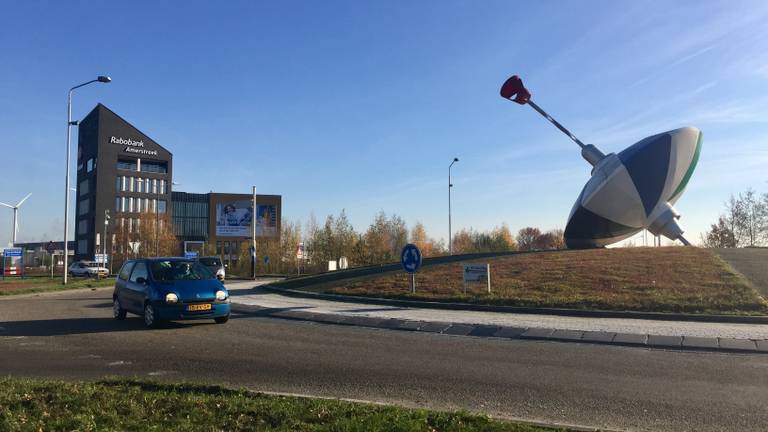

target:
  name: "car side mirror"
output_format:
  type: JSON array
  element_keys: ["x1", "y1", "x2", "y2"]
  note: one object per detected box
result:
[{"x1": 136, "y1": 277, "x2": 147, "y2": 285}]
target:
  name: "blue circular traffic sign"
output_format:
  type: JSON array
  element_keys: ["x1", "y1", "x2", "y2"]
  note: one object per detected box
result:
[{"x1": 400, "y1": 243, "x2": 422, "y2": 274}]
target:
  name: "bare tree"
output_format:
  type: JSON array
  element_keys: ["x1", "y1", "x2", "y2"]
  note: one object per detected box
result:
[{"x1": 516, "y1": 227, "x2": 542, "y2": 251}]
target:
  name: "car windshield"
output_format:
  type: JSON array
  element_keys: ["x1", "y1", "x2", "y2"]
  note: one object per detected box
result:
[
  {"x1": 150, "y1": 260, "x2": 215, "y2": 282},
  {"x1": 199, "y1": 257, "x2": 222, "y2": 267}
]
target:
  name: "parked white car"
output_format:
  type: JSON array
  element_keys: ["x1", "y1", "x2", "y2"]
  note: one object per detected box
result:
[{"x1": 68, "y1": 261, "x2": 109, "y2": 277}]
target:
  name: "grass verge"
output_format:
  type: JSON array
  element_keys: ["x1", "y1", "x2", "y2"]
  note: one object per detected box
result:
[
  {"x1": 0, "y1": 276, "x2": 114, "y2": 296},
  {"x1": 0, "y1": 378, "x2": 568, "y2": 432},
  {"x1": 324, "y1": 248, "x2": 768, "y2": 315}
]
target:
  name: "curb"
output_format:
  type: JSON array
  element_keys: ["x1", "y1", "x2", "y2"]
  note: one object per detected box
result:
[
  {"x1": 259, "y1": 285, "x2": 768, "y2": 325},
  {"x1": 230, "y1": 303, "x2": 768, "y2": 355}
]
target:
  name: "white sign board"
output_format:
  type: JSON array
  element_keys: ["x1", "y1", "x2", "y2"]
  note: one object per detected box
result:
[
  {"x1": 328, "y1": 260, "x2": 337, "y2": 271},
  {"x1": 338, "y1": 256, "x2": 348, "y2": 270},
  {"x1": 462, "y1": 263, "x2": 491, "y2": 293},
  {"x1": 94, "y1": 254, "x2": 108, "y2": 264}
]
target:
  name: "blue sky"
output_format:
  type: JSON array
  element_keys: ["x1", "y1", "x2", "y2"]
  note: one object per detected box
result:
[{"x1": 1, "y1": 0, "x2": 767, "y2": 247}]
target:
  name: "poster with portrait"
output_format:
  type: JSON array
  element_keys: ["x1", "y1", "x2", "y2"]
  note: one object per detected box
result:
[{"x1": 215, "y1": 200, "x2": 278, "y2": 237}]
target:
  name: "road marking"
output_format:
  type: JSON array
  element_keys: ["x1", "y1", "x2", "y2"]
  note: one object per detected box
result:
[
  {"x1": 18, "y1": 342, "x2": 44, "y2": 346},
  {"x1": 77, "y1": 354, "x2": 102, "y2": 359},
  {"x1": 148, "y1": 370, "x2": 177, "y2": 376},
  {"x1": 107, "y1": 360, "x2": 132, "y2": 366}
]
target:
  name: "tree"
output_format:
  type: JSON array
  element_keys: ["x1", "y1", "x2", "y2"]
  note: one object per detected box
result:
[
  {"x1": 112, "y1": 212, "x2": 180, "y2": 268},
  {"x1": 701, "y1": 216, "x2": 737, "y2": 248},
  {"x1": 410, "y1": 222, "x2": 442, "y2": 257},
  {"x1": 490, "y1": 224, "x2": 517, "y2": 251},
  {"x1": 536, "y1": 228, "x2": 565, "y2": 250},
  {"x1": 451, "y1": 229, "x2": 474, "y2": 254},
  {"x1": 516, "y1": 227, "x2": 541, "y2": 251}
]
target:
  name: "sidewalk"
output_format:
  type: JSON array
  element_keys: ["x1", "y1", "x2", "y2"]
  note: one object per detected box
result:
[{"x1": 226, "y1": 280, "x2": 768, "y2": 353}]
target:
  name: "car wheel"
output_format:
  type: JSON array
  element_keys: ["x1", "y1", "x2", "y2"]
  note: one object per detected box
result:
[
  {"x1": 113, "y1": 298, "x2": 127, "y2": 320},
  {"x1": 214, "y1": 314, "x2": 230, "y2": 324},
  {"x1": 144, "y1": 303, "x2": 159, "y2": 328}
]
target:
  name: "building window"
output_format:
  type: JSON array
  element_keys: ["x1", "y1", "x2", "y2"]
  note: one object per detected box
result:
[
  {"x1": 79, "y1": 179, "x2": 89, "y2": 196},
  {"x1": 135, "y1": 218, "x2": 141, "y2": 232},
  {"x1": 115, "y1": 197, "x2": 121, "y2": 212},
  {"x1": 77, "y1": 239, "x2": 88, "y2": 254},
  {"x1": 86, "y1": 158, "x2": 95, "y2": 172},
  {"x1": 78, "y1": 198, "x2": 89, "y2": 216},
  {"x1": 116, "y1": 177, "x2": 121, "y2": 192},
  {"x1": 128, "y1": 177, "x2": 135, "y2": 192},
  {"x1": 158, "y1": 200, "x2": 167, "y2": 214},
  {"x1": 128, "y1": 218, "x2": 133, "y2": 233},
  {"x1": 141, "y1": 161, "x2": 167, "y2": 173},
  {"x1": 128, "y1": 197, "x2": 134, "y2": 213},
  {"x1": 159, "y1": 179, "x2": 166, "y2": 195},
  {"x1": 144, "y1": 198, "x2": 150, "y2": 213},
  {"x1": 117, "y1": 159, "x2": 138, "y2": 171},
  {"x1": 78, "y1": 219, "x2": 89, "y2": 234},
  {"x1": 136, "y1": 198, "x2": 143, "y2": 213},
  {"x1": 78, "y1": 161, "x2": 84, "y2": 171}
]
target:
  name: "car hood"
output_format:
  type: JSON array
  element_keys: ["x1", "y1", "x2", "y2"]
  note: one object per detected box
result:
[{"x1": 155, "y1": 279, "x2": 225, "y2": 301}]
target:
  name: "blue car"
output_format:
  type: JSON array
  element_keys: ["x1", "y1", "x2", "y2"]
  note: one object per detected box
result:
[{"x1": 112, "y1": 258, "x2": 230, "y2": 328}]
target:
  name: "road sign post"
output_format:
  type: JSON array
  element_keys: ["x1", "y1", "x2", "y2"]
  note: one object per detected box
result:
[{"x1": 400, "y1": 244, "x2": 422, "y2": 294}]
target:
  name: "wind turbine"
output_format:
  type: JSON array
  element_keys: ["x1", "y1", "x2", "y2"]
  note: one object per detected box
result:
[{"x1": 0, "y1": 193, "x2": 32, "y2": 246}]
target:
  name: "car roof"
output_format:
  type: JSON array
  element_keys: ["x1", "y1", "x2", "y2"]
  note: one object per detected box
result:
[{"x1": 127, "y1": 257, "x2": 196, "y2": 263}]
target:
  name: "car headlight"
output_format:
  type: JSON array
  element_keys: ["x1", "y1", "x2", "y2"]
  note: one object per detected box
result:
[
  {"x1": 215, "y1": 290, "x2": 228, "y2": 301},
  {"x1": 165, "y1": 293, "x2": 179, "y2": 304}
]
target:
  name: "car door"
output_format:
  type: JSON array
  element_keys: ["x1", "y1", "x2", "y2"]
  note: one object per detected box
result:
[
  {"x1": 115, "y1": 261, "x2": 135, "y2": 311},
  {"x1": 126, "y1": 261, "x2": 150, "y2": 312}
]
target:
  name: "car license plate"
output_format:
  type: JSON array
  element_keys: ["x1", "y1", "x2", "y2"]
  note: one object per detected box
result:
[{"x1": 186, "y1": 303, "x2": 212, "y2": 312}]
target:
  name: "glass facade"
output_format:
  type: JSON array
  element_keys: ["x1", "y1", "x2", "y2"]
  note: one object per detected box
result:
[{"x1": 172, "y1": 191, "x2": 208, "y2": 241}]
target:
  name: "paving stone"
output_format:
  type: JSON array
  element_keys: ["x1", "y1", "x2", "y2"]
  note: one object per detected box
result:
[
  {"x1": 681, "y1": 336, "x2": 719, "y2": 350},
  {"x1": 551, "y1": 329, "x2": 584, "y2": 341},
  {"x1": 612, "y1": 333, "x2": 648, "y2": 345},
  {"x1": 493, "y1": 327, "x2": 527, "y2": 339},
  {"x1": 307, "y1": 313, "x2": 349, "y2": 324},
  {"x1": 581, "y1": 331, "x2": 615, "y2": 343},
  {"x1": 754, "y1": 340, "x2": 768, "y2": 353},
  {"x1": 520, "y1": 328, "x2": 555, "y2": 339},
  {"x1": 398, "y1": 321, "x2": 425, "y2": 331},
  {"x1": 376, "y1": 319, "x2": 407, "y2": 329},
  {"x1": 468, "y1": 325, "x2": 501, "y2": 337},
  {"x1": 270, "y1": 309, "x2": 310, "y2": 319},
  {"x1": 647, "y1": 335, "x2": 682, "y2": 348},
  {"x1": 341, "y1": 316, "x2": 385, "y2": 327},
  {"x1": 719, "y1": 338, "x2": 758, "y2": 351},
  {"x1": 417, "y1": 322, "x2": 453, "y2": 333},
  {"x1": 442, "y1": 324, "x2": 476, "y2": 336}
]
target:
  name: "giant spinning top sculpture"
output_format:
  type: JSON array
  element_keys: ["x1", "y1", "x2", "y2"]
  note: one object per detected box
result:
[{"x1": 499, "y1": 75, "x2": 701, "y2": 248}]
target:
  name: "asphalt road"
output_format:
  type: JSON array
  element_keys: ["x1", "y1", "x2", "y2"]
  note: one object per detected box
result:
[{"x1": 2, "y1": 288, "x2": 768, "y2": 432}]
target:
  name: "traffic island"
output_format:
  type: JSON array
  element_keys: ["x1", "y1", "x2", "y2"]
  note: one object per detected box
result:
[{"x1": 313, "y1": 248, "x2": 768, "y2": 317}]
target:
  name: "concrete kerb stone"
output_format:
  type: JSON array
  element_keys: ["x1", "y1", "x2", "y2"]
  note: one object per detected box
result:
[{"x1": 718, "y1": 338, "x2": 758, "y2": 352}]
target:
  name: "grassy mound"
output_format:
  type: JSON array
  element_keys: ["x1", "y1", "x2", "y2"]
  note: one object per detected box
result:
[
  {"x1": 0, "y1": 378, "x2": 565, "y2": 431},
  {"x1": 327, "y1": 248, "x2": 768, "y2": 315}
]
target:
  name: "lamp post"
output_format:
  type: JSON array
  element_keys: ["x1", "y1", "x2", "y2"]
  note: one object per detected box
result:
[
  {"x1": 63, "y1": 76, "x2": 111, "y2": 284},
  {"x1": 448, "y1": 157, "x2": 459, "y2": 255}
]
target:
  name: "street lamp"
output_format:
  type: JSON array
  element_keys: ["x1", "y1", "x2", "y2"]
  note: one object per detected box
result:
[
  {"x1": 63, "y1": 76, "x2": 111, "y2": 284},
  {"x1": 448, "y1": 157, "x2": 459, "y2": 255}
]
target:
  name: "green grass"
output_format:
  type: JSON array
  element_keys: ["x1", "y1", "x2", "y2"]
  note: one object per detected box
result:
[
  {"x1": 0, "y1": 378, "x2": 567, "y2": 432},
  {"x1": 0, "y1": 276, "x2": 115, "y2": 296},
  {"x1": 324, "y1": 248, "x2": 768, "y2": 315}
]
